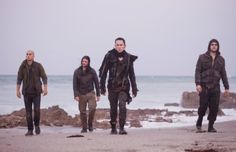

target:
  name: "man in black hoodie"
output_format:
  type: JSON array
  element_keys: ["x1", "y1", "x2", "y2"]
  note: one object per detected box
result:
[
  {"x1": 73, "y1": 56, "x2": 100, "y2": 133},
  {"x1": 99, "y1": 37, "x2": 138, "y2": 135},
  {"x1": 195, "y1": 39, "x2": 230, "y2": 132}
]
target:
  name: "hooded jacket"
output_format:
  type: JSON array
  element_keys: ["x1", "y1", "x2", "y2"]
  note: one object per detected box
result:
[
  {"x1": 195, "y1": 39, "x2": 229, "y2": 89},
  {"x1": 17, "y1": 60, "x2": 47, "y2": 95},
  {"x1": 99, "y1": 49, "x2": 138, "y2": 94},
  {"x1": 73, "y1": 56, "x2": 100, "y2": 97}
]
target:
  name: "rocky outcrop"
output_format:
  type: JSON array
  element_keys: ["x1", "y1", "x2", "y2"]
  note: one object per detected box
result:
[
  {"x1": 0, "y1": 105, "x2": 226, "y2": 129},
  {"x1": 181, "y1": 92, "x2": 236, "y2": 109}
]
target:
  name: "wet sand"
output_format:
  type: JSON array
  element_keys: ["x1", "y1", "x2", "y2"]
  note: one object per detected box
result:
[{"x1": 1, "y1": 121, "x2": 236, "y2": 152}]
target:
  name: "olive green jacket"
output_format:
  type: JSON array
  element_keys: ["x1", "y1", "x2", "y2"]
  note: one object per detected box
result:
[{"x1": 17, "y1": 60, "x2": 47, "y2": 95}]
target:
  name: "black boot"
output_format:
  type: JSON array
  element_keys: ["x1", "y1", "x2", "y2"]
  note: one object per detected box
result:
[
  {"x1": 81, "y1": 128, "x2": 87, "y2": 133},
  {"x1": 110, "y1": 122, "x2": 117, "y2": 135},
  {"x1": 119, "y1": 125, "x2": 127, "y2": 135},
  {"x1": 25, "y1": 130, "x2": 33, "y2": 136},
  {"x1": 35, "y1": 126, "x2": 41, "y2": 135},
  {"x1": 196, "y1": 116, "x2": 203, "y2": 127},
  {"x1": 119, "y1": 128, "x2": 127, "y2": 135},
  {"x1": 208, "y1": 121, "x2": 217, "y2": 133},
  {"x1": 88, "y1": 124, "x2": 93, "y2": 132},
  {"x1": 196, "y1": 116, "x2": 203, "y2": 131}
]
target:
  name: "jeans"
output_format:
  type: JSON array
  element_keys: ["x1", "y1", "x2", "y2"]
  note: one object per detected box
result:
[{"x1": 23, "y1": 94, "x2": 41, "y2": 131}]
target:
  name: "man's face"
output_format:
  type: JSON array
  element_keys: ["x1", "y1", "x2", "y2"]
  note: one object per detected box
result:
[
  {"x1": 210, "y1": 42, "x2": 218, "y2": 52},
  {"x1": 115, "y1": 40, "x2": 126, "y2": 53},
  {"x1": 82, "y1": 58, "x2": 89, "y2": 68},
  {"x1": 26, "y1": 51, "x2": 34, "y2": 61}
]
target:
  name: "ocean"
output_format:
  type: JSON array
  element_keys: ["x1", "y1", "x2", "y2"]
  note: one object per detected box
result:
[{"x1": 1, "y1": 75, "x2": 236, "y2": 128}]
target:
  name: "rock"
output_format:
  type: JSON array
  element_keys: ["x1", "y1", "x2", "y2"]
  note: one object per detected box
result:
[
  {"x1": 181, "y1": 91, "x2": 199, "y2": 108},
  {"x1": 181, "y1": 92, "x2": 236, "y2": 109},
  {"x1": 129, "y1": 119, "x2": 142, "y2": 128},
  {"x1": 179, "y1": 110, "x2": 198, "y2": 116},
  {"x1": 219, "y1": 93, "x2": 236, "y2": 106},
  {"x1": 164, "y1": 111, "x2": 178, "y2": 117},
  {"x1": 0, "y1": 115, "x2": 26, "y2": 128},
  {"x1": 94, "y1": 120, "x2": 110, "y2": 129},
  {"x1": 53, "y1": 120, "x2": 64, "y2": 127},
  {"x1": 95, "y1": 109, "x2": 110, "y2": 120},
  {"x1": 11, "y1": 108, "x2": 26, "y2": 117},
  {"x1": 127, "y1": 109, "x2": 165, "y2": 121},
  {"x1": 164, "y1": 103, "x2": 179, "y2": 107},
  {"x1": 155, "y1": 117, "x2": 173, "y2": 123}
]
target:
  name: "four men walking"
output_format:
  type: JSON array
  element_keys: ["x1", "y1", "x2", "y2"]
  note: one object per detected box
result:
[{"x1": 16, "y1": 38, "x2": 230, "y2": 136}]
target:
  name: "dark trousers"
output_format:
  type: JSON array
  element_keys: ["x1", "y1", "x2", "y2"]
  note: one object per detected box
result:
[
  {"x1": 108, "y1": 91, "x2": 127, "y2": 128},
  {"x1": 197, "y1": 86, "x2": 220, "y2": 127},
  {"x1": 23, "y1": 94, "x2": 41, "y2": 131}
]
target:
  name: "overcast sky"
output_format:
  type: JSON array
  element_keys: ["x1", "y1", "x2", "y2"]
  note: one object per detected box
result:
[{"x1": 1, "y1": 0, "x2": 236, "y2": 76}]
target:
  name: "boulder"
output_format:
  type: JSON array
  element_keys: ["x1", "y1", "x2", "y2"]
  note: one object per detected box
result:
[
  {"x1": 181, "y1": 92, "x2": 236, "y2": 109},
  {"x1": 129, "y1": 119, "x2": 142, "y2": 128},
  {"x1": 181, "y1": 91, "x2": 199, "y2": 108},
  {"x1": 164, "y1": 103, "x2": 180, "y2": 107}
]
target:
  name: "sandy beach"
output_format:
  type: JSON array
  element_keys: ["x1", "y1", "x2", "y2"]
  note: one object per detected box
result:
[{"x1": 1, "y1": 121, "x2": 236, "y2": 152}]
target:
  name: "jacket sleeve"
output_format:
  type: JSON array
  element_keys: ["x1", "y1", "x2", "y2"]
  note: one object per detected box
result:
[
  {"x1": 17, "y1": 62, "x2": 24, "y2": 85},
  {"x1": 195, "y1": 55, "x2": 202, "y2": 86},
  {"x1": 220, "y1": 58, "x2": 229, "y2": 90},
  {"x1": 93, "y1": 70, "x2": 101, "y2": 97},
  {"x1": 129, "y1": 55, "x2": 138, "y2": 92},
  {"x1": 129, "y1": 62, "x2": 138, "y2": 92},
  {"x1": 99, "y1": 53, "x2": 109, "y2": 93},
  {"x1": 73, "y1": 70, "x2": 79, "y2": 98},
  {"x1": 39, "y1": 63, "x2": 47, "y2": 85}
]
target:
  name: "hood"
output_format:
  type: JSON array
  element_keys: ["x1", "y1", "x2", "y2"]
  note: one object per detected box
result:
[
  {"x1": 207, "y1": 39, "x2": 220, "y2": 55},
  {"x1": 81, "y1": 55, "x2": 91, "y2": 68}
]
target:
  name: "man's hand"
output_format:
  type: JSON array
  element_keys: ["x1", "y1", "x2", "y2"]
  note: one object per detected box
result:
[
  {"x1": 101, "y1": 89, "x2": 106, "y2": 96},
  {"x1": 75, "y1": 96, "x2": 80, "y2": 102},
  {"x1": 224, "y1": 89, "x2": 230, "y2": 97},
  {"x1": 42, "y1": 85, "x2": 48, "y2": 96},
  {"x1": 16, "y1": 90, "x2": 21, "y2": 99},
  {"x1": 16, "y1": 85, "x2": 21, "y2": 99},
  {"x1": 100, "y1": 87, "x2": 106, "y2": 96},
  {"x1": 196, "y1": 85, "x2": 202, "y2": 94},
  {"x1": 96, "y1": 96, "x2": 100, "y2": 102},
  {"x1": 132, "y1": 89, "x2": 137, "y2": 98}
]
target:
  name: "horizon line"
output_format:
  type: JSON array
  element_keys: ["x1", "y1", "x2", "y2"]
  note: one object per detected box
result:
[{"x1": 0, "y1": 74, "x2": 235, "y2": 77}]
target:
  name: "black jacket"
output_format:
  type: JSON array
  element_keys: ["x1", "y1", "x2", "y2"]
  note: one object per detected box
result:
[
  {"x1": 17, "y1": 60, "x2": 47, "y2": 95},
  {"x1": 99, "y1": 49, "x2": 138, "y2": 94},
  {"x1": 195, "y1": 51, "x2": 229, "y2": 89},
  {"x1": 73, "y1": 67, "x2": 100, "y2": 97}
]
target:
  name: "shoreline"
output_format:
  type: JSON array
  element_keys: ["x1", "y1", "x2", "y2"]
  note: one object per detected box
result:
[{"x1": 1, "y1": 120, "x2": 236, "y2": 152}]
